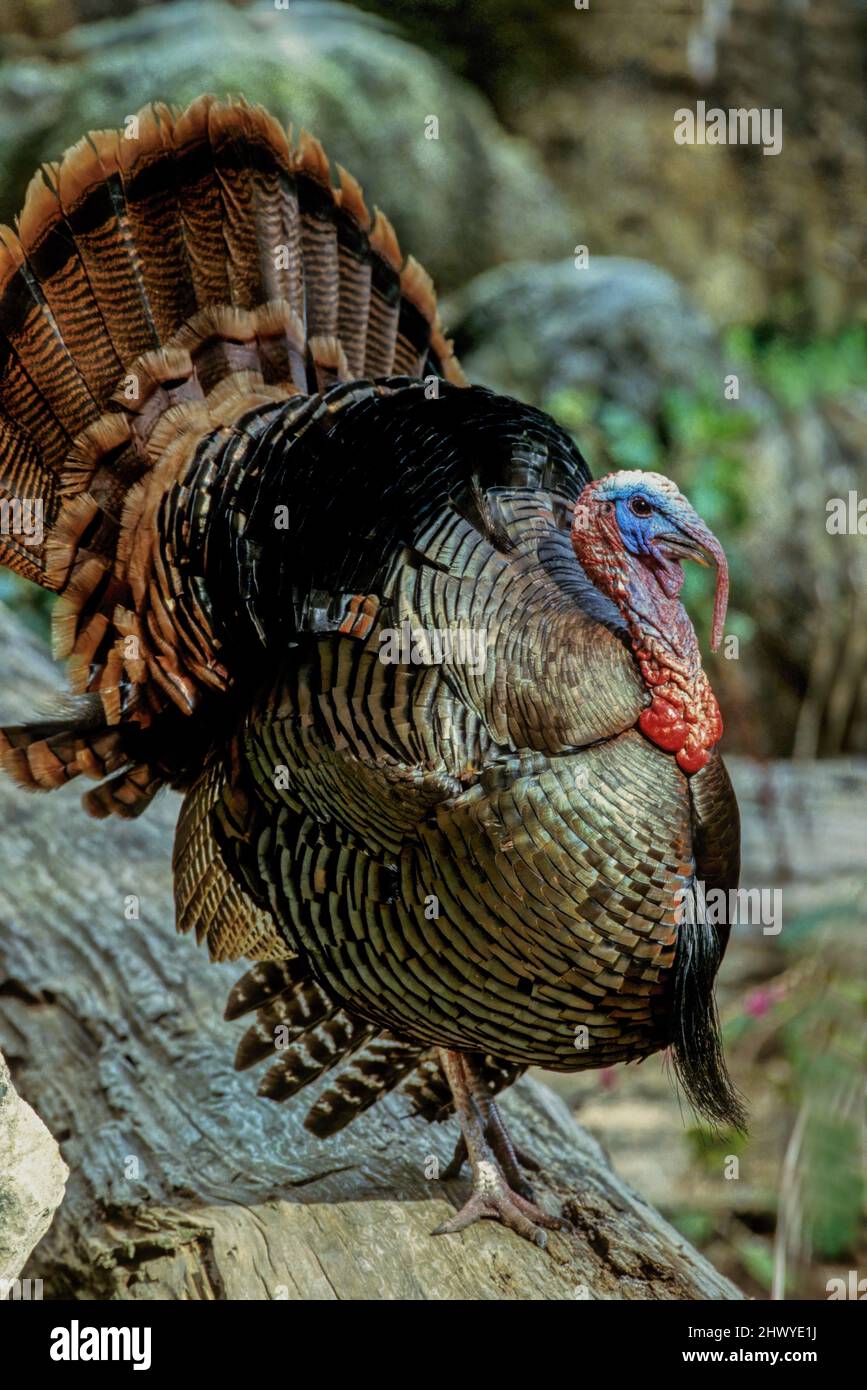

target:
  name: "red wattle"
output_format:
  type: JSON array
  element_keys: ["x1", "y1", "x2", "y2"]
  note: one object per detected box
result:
[
  {"x1": 676, "y1": 743, "x2": 710, "y2": 774},
  {"x1": 639, "y1": 703, "x2": 687, "y2": 750},
  {"x1": 637, "y1": 683, "x2": 723, "y2": 773}
]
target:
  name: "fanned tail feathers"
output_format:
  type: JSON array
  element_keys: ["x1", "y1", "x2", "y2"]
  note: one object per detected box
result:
[{"x1": 0, "y1": 94, "x2": 464, "y2": 815}]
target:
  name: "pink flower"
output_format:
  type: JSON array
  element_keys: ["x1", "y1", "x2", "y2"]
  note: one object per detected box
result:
[{"x1": 744, "y1": 983, "x2": 785, "y2": 1017}]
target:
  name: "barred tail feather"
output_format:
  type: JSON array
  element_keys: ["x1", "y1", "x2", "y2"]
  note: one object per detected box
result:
[
  {"x1": 223, "y1": 958, "x2": 523, "y2": 1137},
  {"x1": 0, "y1": 94, "x2": 464, "y2": 817}
]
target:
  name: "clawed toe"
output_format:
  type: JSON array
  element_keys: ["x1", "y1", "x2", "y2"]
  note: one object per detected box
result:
[
  {"x1": 512, "y1": 1144, "x2": 542, "y2": 1174},
  {"x1": 433, "y1": 1163, "x2": 566, "y2": 1248},
  {"x1": 433, "y1": 1050, "x2": 568, "y2": 1248},
  {"x1": 441, "y1": 1132, "x2": 468, "y2": 1182}
]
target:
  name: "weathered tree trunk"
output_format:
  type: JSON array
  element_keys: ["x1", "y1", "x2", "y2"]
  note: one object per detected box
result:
[{"x1": 0, "y1": 603, "x2": 742, "y2": 1300}]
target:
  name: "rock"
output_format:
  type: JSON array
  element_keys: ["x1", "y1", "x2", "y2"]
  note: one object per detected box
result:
[
  {"x1": 472, "y1": 0, "x2": 867, "y2": 332},
  {"x1": 0, "y1": 1050, "x2": 68, "y2": 1289},
  {"x1": 445, "y1": 255, "x2": 749, "y2": 411},
  {"x1": 0, "y1": 1, "x2": 568, "y2": 293},
  {"x1": 3, "y1": 0, "x2": 865, "y2": 326}
]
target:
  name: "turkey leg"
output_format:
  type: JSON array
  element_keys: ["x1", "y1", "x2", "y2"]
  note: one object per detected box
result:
[
  {"x1": 441, "y1": 1097, "x2": 541, "y2": 1197},
  {"x1": 433, "y1": 1049, "x2": 566, "y2": 1248}
]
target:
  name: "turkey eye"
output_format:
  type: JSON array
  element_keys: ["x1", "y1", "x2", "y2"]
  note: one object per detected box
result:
[{"x1": 629, "y1": 496, "x2": 652, "y2": 516}]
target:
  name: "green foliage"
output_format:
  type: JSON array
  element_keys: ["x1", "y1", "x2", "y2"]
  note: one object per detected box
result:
[
  {"x1": 665, "y1": 871, "x2": 865, "y2": 1295},
  {"x1": 596, "y1": 402, "x2": 662, "y2": 471},
  {"x1": 671, "y1": 1209, "x2": 715, "y2": 1246},
  {"x1": 727, "y1": 325, "x2": 867, "y2": 410},
  {"x1": 717, "y1": 894, "x2": 866, "y2": 1282},
  {"x1": 778, "y1": 933, "x2": 866, "y2": 1261},
  {"x1": 685, "y1": 1123, "x2": 748, "y2": 1171},
  {"x1": 0, "y1": 570, "x2": 52, "y2": 641},
  {"x1": 735, "y1": 1236, "x2": 779, "y2": 1295},
  {"x1": 542, "y1": 386, "x2": 597, "y2": 438},
  {"x1": 802, "y1": 1104, "x2": 864, "y2": 1260}
]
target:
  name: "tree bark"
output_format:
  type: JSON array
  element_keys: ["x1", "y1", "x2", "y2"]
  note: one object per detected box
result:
[{"x1": 0, "y1": 602, "x2": 743, "y2": 1300}]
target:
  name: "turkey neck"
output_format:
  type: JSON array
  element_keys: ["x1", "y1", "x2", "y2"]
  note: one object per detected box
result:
[
  {"x1": 572, "y1": 499, "x2": 724, "y2": 775},
  {"x1": 622, "y1": 561, "x2": 701, "y2": 679},
  {"x1": 621, "y1": 563, "x2": 722, "y2": 776}
]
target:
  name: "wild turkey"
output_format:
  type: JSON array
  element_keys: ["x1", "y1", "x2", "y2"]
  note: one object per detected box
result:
[{"x1": 0, "y1": 96, "x2": 744, "y2": 1246}]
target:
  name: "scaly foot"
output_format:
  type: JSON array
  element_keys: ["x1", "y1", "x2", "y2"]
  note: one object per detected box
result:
[{"x1": 434, "y1": 1049, "x2": 567, "y2": 1248}]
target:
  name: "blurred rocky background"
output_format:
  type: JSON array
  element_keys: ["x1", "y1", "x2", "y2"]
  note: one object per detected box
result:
[{"x1": 0, "y1": 0, "x2": 863, "y2": 1299}]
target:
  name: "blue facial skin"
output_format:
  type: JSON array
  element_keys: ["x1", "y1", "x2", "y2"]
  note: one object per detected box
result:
[{"x1": 613, "y1": 492, "x2": 670, "y2": 558}]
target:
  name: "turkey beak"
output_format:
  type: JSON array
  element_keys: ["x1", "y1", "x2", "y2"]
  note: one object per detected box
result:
[{"x1": 655, "y1": 518, "x2": 729, "y2": 651}]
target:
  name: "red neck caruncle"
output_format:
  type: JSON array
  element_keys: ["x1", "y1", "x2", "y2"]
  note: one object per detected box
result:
[{"x1": 571, "y1": 477, "x2": 727, "y2": 775}]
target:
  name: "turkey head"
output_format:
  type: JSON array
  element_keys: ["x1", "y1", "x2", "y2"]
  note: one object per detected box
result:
[{"x1": 572, "y1": 471, "x2": 728, "y2": 774}]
